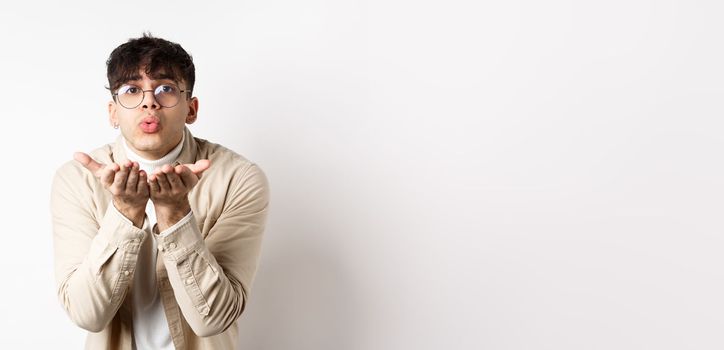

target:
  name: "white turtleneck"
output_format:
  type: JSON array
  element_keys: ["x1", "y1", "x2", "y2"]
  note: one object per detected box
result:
[{"x1": 122, "y1": 134, "x2": 185, "y2": 350}]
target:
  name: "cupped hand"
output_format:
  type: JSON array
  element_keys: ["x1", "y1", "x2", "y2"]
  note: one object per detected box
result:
[
  {"x1": 148, "y1": 159, "x2": 210, "y2": 231},
  {"x1": 148, "y1": 159, "x2": 210, "y2": 207},
  {"x1": 74, "y1": 152, "x2": 149, "y2": 226}
]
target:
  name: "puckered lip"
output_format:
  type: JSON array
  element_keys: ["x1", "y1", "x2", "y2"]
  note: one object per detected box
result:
[{"x1": 140, "y1": 115, "x2": 160, "y2": 125}]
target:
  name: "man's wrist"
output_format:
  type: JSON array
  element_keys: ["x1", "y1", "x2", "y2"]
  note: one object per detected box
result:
[
  {"x1": 113, "y1": 200, "x2": 146, "y2": 228},
  {"x1": 154, "y1": 199, "x2": 192, "y2": 232}
]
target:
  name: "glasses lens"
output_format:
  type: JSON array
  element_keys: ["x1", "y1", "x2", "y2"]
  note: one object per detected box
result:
[
  {"x1": 117, "y1": 85, "x2": 143, "y2": 108},
  {"x1": 154, "y1": 84, "x2": 180, "y2": 108}
]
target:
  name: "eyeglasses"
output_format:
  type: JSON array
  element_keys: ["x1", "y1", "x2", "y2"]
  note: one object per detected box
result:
[{"x1": 112, "y1": 83, "x2": 192, "y2": 109}]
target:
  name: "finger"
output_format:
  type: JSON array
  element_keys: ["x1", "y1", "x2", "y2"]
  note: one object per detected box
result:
[
  {"x1": 99, "y1": 163, "x2": 120, "y2": 188},
  {"x1": 74, "y1": 152, "x2": 104, "y2": 177},
  {"x1": 138, "y1": 170, "x2": 149, "y2": 195},
  {"x1": 155, "y1": 171, "x2": 171, "y2": 192},
  {"x1": 164, "y1": 165, "x2": 185, "y2": 190},
  {"x1": 149, "y1": 174, "x2": 160, "y2": 194},
  {"x1": 113, "y1": 162, "x2": 131, "y2": 192},
  {"x1": 183, "y1": 159, "x2": 211, "y2": 176},
  {"x1": 149, "y1": 166, "x2": 161, "y2": 180},
  {"x1": 126, "y1": 162, "x2": 140, "y2": 191},
  {"x1": 176, "y1": 165, "x2": 198, "y2": 188}
]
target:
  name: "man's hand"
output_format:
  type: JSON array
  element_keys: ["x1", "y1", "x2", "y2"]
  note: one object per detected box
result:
[
  {"x1": 74, "y1": 152, "x2": 149, "y2": 228},
  {"x1": 149, "y1": 160, "x2": 211, "y2": 231}
]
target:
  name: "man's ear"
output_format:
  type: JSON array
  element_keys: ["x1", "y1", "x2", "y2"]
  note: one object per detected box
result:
[
  {"x1": 186, "y1": 96, "x2": 199, "y2": 124},
  {"x1": 108, "y1": 100, "x2": 118, "y2": 128}
]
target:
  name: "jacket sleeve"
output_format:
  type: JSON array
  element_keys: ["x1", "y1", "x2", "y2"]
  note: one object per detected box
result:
[
  {"x1": 155, "y1": 163, "x2": 270, "y2": 337},
  {"x1": 51, "y1": 163, "x2": 148, "y2": 332}
]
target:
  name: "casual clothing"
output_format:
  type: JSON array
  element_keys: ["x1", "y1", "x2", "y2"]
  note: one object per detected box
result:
[
  {"x1": 51, "y1": 127, "x2": 270, "y2": 350},
  {"x1": 123, "y1": 134, "x2": 185, "y2": 350}
]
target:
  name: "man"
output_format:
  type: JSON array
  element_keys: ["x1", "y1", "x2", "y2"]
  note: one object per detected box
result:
[{"x1": 51, "y1": 34, "x2": 270, "y2": 350}]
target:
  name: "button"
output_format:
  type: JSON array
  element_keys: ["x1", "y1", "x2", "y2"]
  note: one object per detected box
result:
[
  {"x1": 186, "y1": 278, "x2": 193, "y2": 285},
  {"x1": 124, "y1": 271, "x2": 130, "y2": 276},
  {"x1": 159, "y1": 246, "x2": 165, "y2": 252},
  {"x1": 169, "y1": 242, "x2": 177, "y2": 249},
  {"x1": 201, "y1": 306, "x2": 210, "y2": 315}
]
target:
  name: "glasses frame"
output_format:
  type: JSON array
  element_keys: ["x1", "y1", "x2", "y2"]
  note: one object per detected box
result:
[{"x1": 112, "y1": 83, "x2": 192, "y2": 109}]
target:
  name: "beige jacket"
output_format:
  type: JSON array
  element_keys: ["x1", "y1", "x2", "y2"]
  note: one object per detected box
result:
[{"x1": 51, "y1": 127, "x2": 270, "y2": 349}]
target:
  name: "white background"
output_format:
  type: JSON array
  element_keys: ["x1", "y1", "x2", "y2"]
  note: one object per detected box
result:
[{"x1": 0, "y1": 0, "x2": 722, "y2": 349}]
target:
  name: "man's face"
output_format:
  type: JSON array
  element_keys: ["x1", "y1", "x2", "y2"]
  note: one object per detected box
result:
[{"x1": 108, "y1": 68, "x2": 198, "y2": 160}]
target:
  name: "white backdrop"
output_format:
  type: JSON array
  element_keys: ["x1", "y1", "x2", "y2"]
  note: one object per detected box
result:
[{"x1": 1, "y1": 0, "x2": 723, "y2": 349}]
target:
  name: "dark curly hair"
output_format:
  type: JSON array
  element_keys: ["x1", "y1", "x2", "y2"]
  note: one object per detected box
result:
[{"x1": 106, "y1": 32, "x2": 195, "y2": 98}]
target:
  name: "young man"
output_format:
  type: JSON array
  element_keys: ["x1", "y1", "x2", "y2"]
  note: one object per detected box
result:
[{"x1": 51, "y1": 34, "x2": 270, "y2": 350}]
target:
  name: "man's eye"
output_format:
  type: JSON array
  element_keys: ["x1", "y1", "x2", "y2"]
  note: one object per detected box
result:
[
  {"x1": 118, "y1": 85, "x2": 140, "y2": 95},
  {"x1": 156, "y1": 85, "x2": 176, "y2": 94}
]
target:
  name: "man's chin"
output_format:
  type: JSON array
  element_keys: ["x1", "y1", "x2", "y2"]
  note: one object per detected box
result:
[{"x1": 127, "y1": 139, "x2": 162, "y2": 152}]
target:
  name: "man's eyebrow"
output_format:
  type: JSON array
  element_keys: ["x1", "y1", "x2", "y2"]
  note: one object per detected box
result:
[
  {"x1": 123, "y1": 73, "x2": 177, "y2": 83},
  {"x1": 125, "y1": 74, "x2": 142, "y2": 82}
]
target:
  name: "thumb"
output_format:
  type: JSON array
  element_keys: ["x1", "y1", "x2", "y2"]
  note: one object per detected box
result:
[
  {"x1": 184, "y1": 159, "x2": 211, "y2": 175},
  {"x1": 74, "y1": 152, "x2": 104, "y2": 177}
]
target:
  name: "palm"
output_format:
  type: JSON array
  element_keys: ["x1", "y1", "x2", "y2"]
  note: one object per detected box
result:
[{"x1": 74, "y1": 152, "x2": 210, "y2": 178}]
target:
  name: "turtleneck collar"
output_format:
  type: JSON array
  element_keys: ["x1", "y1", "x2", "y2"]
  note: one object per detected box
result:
[{"x1": 122, "y1": 133, "x2": 185, "y2": 173}]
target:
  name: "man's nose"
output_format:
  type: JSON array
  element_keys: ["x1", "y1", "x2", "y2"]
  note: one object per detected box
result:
[{"x1": 141, "y1": 90, "x2": 159, "y2": 109}]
